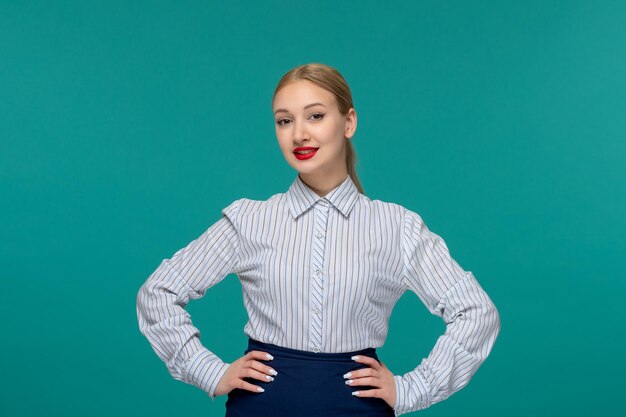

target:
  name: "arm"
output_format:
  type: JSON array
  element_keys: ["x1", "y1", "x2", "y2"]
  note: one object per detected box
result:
[
  {"x1": 136, "y1": 199, "x2": 241, "y2": 400},
  {"x1": 393, "y1": 209, "x2": 501, "y2": 416}
]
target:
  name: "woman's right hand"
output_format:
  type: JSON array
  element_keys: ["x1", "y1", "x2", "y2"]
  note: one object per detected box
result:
[{"x1": 214, "y1": 350, "x2": 278, "y2": 397}]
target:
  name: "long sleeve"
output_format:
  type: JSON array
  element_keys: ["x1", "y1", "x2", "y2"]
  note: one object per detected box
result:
[
  {"x1": 392, "y1": 209, "x2": 501, "y2": 416},
  {"x1": 136, "y1": 198, "x2": 241, "y2": 400}
]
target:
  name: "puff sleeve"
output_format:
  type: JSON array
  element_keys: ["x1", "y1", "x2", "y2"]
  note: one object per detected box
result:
[
  {"x1": 136, "y1": 199, "x2": 241, "y2": 400},
  {"x1": 392, "y1": 209, "x2": 500, "y2": 416}
]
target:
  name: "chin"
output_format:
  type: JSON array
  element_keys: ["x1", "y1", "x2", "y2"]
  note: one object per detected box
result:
[{"x1": 291, "y1": 165, "x2": 313, "y2": 175}]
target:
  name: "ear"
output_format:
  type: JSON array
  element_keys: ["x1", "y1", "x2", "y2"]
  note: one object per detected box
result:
[{"x1": 345, "y1": 108, "x2": 357, "y2": 139}]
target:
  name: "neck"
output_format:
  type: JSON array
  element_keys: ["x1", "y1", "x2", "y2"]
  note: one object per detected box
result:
[{"x1": 299, "y1": 171, "x2": 349, "y2": 198}]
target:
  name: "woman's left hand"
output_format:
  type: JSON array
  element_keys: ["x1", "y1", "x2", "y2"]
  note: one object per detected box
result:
[{"x1": 344, "y1": 355, "x2": 396, "y2": 409}]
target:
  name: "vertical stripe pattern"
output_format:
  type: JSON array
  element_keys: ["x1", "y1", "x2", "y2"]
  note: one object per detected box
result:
[
  {"x1": 136, "y1": 173, "x2": 501, "y2": 416},
  {"x1": 310, "y1": 198, "x2": 330, "y2": 352}
]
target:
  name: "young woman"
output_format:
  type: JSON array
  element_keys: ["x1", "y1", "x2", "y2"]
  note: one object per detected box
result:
[{"x1": 136, "y1": 63, "x2": 501, "y2": 416}]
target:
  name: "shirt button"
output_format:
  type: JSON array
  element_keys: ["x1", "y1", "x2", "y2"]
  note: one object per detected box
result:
[
  {"x1": 316, "y1": 232, "x2": 323, "y2": 238},
  {"x1": 312, "y1": 347, "x2": 320, "y2": 353},
  {"x1": 314, "y1": 308, "x2": 321, "y2": 314},
  {"x1": 315, "y1": 269, "x2": 321, "y2": 275}
]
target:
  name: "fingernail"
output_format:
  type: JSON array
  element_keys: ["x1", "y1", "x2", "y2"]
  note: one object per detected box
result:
[
  {"x1": 266, "y1": 375, "x2": 274, "y2": 381},
  {"x1": 257, "y1": 387, "x2": 265, "y2": 392},
  {"x1": 266, "y1": 354, "x2": 274, "y2": 360},
  {"x1": 269, "y1": 369, "x2": 278, "y2": 376},
  {"x1": 343, "y1": 372, "x2": 352, "y2": 378},
  {"x1": 351, "y1": 355, "x2": 360, "y2": 361},
  {"x1": 352, "y1": 391, "x2": 360, "y2": 396},
  {"x1": 345, "y1": 379, "x2": 353, "y2": 385}
]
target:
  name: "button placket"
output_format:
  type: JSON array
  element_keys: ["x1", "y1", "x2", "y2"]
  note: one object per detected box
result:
[{"x1": 310, "y1": 198, "x2": 329, "y2": 353}]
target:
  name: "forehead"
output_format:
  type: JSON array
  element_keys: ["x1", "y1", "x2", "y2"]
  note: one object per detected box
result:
[{"x1": 273, "y1": 80, "x2": 336, "y2": 112}]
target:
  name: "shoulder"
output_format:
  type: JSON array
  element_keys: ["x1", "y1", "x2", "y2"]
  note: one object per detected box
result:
[
  {"x1": 221, "y1": 192, "x2": 284, "y2": 221},
  {"x1": 359, "y1": 196, "x2": 431, "y2": 240},
  {"x1": 357, "y1": 194, "x2": 418, "y2": 223}
]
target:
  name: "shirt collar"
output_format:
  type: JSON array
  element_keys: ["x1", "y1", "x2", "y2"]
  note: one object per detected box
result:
[{"x1": 287, "y1": 173, "x2": 360, "y2": 219}]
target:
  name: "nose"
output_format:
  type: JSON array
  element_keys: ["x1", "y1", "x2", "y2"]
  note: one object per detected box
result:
[{"x1": 292, "y1": 118, "x2": 309, "y2": 144}]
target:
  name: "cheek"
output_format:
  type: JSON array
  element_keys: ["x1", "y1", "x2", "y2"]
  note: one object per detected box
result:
[
  {"x1": 323, "y1": 123, "x2": 345, "y2": 143},
  {"x1": 277, "y1": 138, "x2": 292, "y2": 155}
]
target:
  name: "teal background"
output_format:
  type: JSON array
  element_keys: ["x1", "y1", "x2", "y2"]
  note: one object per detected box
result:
[{"x1": 1, "y1": 1, "x2": 624, "y2": 416}]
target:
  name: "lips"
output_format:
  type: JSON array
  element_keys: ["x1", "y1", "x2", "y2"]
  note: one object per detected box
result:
[{"x1": 293, "y1": 146, "x2": 319, "y2": 160}]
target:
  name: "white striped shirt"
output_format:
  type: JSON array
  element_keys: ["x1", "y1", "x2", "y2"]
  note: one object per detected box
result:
[{"x1": 136, "y1": 173, "x2": 500, "y2": 416}]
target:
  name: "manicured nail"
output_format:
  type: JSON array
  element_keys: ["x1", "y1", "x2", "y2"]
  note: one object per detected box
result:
[
  {"x1": 269, "y1": 369, "x2": 278, "y2": 376},
  {"x1": 352, "y1": 391, "x2": 360, "y2": 396},
  {"x1": 266, "y1": 354, "x2": 274, "y2": 360},
  {"x1": 351, "y1": 355, "x2": 360, "y2": 361},
  {"x1": 345, "y1": 380, "x2": 353, "y2": 385},
  {"x1": 343, "y1": 372, "x2": 352, "y2": 378},
  {"x1": 266, "y1": 375, "x2": 274, "y2": 381},
  {"x1": 257, "y1": 387, "x2": 265, "y2": 392}
]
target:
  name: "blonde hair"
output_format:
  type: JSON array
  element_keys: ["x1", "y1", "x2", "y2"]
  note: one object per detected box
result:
[{"x1": 272, "y1": 63, "x2": 365, "y2": 195}]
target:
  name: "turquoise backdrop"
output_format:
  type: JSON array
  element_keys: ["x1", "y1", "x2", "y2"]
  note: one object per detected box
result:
[{"x1": 2, "y1": 1, "x2": 624, "y2": 416}]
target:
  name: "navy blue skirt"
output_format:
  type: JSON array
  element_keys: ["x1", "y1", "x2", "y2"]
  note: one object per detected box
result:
[{"x1": 225, "y1": 338, "x2": 395, "y2": 417}]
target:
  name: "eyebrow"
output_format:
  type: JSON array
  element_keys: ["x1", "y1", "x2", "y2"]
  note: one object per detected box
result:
[{"x1": 273, "y1": 102, "x2": 327, "y2": 115}]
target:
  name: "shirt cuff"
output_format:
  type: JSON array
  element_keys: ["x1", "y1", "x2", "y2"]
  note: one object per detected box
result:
[
  {"x1": 393, "y1": 371, "x2": 431, "y2": 416},
  {"x1": 181, "y1": 347, "x2": 231, "y2": 400}
]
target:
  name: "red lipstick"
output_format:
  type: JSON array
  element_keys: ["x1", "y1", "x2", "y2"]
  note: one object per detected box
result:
[{"x1": 293, "y1": 146, "x2": 319, "y2": 160}]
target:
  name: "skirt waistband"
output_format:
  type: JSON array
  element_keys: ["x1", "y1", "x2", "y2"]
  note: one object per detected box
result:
[{"x1": 246, "y1": 337, "x2": 377, "y2": 362}]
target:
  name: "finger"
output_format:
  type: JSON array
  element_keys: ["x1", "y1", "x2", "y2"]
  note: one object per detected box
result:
[
  {"x1": 236, "y1": 378, "x2": 266, "y2": 393},
  {"x1": 345, "y1": 376, "x2": 379, "y2": 387},
  {"x1": 351, "y1": 355, "x2": 381, "y2": 368},
  {"x1": 247, "y1": 350, "x2": 275, "y2": 361},
  {"x1": 351, "y1": 388, "x2": 383, "y2": 398},
  {"x1": 242, "y1": 366, "x2": 276, "y2": 383},
  {"x1": 248, "y1": 359, "x2": 279, "y2": 377},
  {"x1": 344, "y1": 366, "x2": 376, "y2": 380}
]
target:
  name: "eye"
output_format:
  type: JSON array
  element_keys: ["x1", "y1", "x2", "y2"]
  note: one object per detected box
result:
[
  {"x1": 276, "y1": 118, "x2": 291, "y2": 126},
  {"x1": 310, "y1": 113, "x2": 325, "y2": 121}
]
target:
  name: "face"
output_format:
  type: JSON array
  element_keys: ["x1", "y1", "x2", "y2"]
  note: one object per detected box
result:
[{"x1": 272, "y1": 80, "x2": 356, "y2": 182}]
